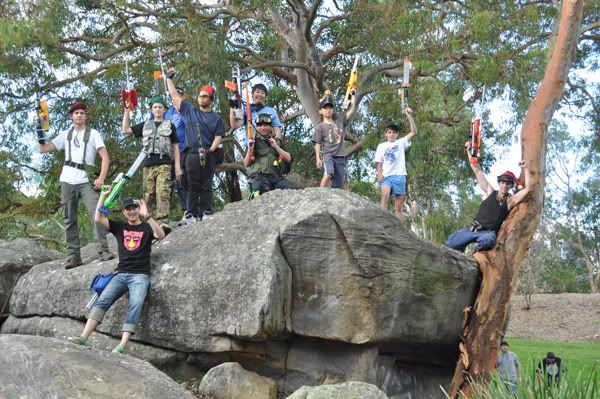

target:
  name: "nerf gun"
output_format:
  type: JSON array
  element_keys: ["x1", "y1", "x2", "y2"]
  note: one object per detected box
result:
[
  {"x1": 468, "y1": 85, "x2": 486, "y2": 161},
  {"x1": 121, "y1": 60, "x2": 138, "y2": 112},
  {"x1": 244, "y1": 81, "x2": 255, "y2": 161},
  {"x1": 224, "y1": 67, "x2": 242, "y2": 109},
  {"x1": 35, "y1": 96, "x2": 49, "y2": 144},
  {"x1": 98, "y1": 150, "x2": 146, "y2": 214},
  {"x1": 343, "y1": 55, "x2": 360, "y2": 109},
  {"x1": 153, "y1": 48, "x2": 170, "y2": 101},
  {"x1": 401, "y1": 57, "x2": 411, "y2": 108}
]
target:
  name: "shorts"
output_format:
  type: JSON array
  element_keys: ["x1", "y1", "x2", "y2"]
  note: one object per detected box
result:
[
  {"x1": 323, "y1": 154, "x2": 346, "y2": 189},
  {"x1": 382, "y1": 175, "x2": 406, "y2": 195}
]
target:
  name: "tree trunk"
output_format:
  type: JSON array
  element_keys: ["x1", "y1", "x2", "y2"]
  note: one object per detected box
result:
[{"x1": 448, "y1": 1, "x2": 584, "y2": 397}]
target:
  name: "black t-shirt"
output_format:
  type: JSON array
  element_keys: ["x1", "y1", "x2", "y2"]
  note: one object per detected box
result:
[
  {"x1": 473, "y1": 190, "x2": 510, "y2": 233},
  {"x1": 132, "y1": 121, "x2": 178, "y2": 167},
  {"x1": 109, "y1": 220, "x2": 155, "y2": 274}
]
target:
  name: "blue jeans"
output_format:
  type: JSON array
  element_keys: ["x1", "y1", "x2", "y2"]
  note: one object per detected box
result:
[
  {"x1": 446, "y1": 227, "x2": 497, "y2": 252},
  {"x1": 89, "y1": 273, "x2": 150, "y2": 333}
]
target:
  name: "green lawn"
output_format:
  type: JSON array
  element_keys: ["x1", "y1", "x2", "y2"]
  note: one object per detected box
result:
[{"x1": 508, "y1": 338, "x2": 600, "y2": 384}]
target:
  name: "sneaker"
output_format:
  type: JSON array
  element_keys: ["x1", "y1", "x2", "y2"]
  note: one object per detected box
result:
[
  {"x1": 160, "y1": 223, "x2": 172, "y2": 236},
  {"x1": 99, "y1": 250, "x2": 115, "y2": 261},
  {"x1": 64, "y1": 257, "x2": 83, "y2": 270},
  {"x1": 67, "y1": 335, "x2": 87, "y2": 345},
  {"x1": 184, "y1": 211, "x2": 196, "y2": 225},
  {"x1": 201, "y1": 210, "x2": 213, "y2": 221},
  {"x1": 112, "y1": 344, "x2": 124, "y2": 354}
]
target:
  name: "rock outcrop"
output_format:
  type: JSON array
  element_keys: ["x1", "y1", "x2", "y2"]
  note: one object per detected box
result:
[
  {"x1": 0, "y1": 238, "x2": 61, "y2": 318},
  {"x1": 2, "y1": 189, "x2": 479, "y2": 398},
  {"x1": 0, "y1": 334, "x2": 193, "y2": 399}
]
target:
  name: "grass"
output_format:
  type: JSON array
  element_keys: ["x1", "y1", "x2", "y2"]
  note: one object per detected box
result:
[
  {"x1": 443, "y1": 338, "x2": 600, "y2": 399},
  {"x1": 508, "y1": 338, "x2": 600, "y2": 386}
]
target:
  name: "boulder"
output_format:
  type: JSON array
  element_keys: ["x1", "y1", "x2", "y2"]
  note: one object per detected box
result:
[
  {"x1": 198, "y1": 362, "x2": 277, "y2": 399},
  {"x1": 286, "y1": 381, "x2": 389, "y2": 399},
  {"x1": 0, "y1": 334, "x2": 193, "y2": 399},
  {"x1": 0, "y1": 238, "x2": 61, "y2": 317},
  {"x1": 2, "y1": 189, "x2": 479, "y2": 398}
]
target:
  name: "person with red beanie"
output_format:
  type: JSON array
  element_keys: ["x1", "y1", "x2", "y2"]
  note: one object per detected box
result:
[
  {"x1": 39, "y1": 102, "x2": 114, "y2": 268},
  {"x1": 445, "y1": 142, "x2": 531, "y2": 252},
  {"x1": 166, "y1": 73, "x2": 225, "y2": 224}
]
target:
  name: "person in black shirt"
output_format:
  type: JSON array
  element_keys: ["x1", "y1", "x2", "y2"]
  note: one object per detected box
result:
[
  {"x1": 446, "y1": 142, "x2": 531, "y2": 252},
  {"x1": 68, "y1": 191, "x2": 165, "y2": 354},
  {"x1": 537, "y1": 352, "x2": 563, "y2": 386},
  {"x1": 123, "y1": 96, "x2": 181, "y2": 231}
]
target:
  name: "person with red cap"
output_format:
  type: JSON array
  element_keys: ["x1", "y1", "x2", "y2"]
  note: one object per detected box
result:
[
  {"x1": 39, "y1": 102, "x2": 114, "y2": 269},
  {"x1": 445, "y1": 142, "x2": 531, "y2": 252},
  {"x1": 166, "y1": 73, "x2": 225, "y2": 224}
]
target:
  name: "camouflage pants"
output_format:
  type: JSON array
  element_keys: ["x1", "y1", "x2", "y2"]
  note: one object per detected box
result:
[{"x1": 143, "y1": 164, "x2": 172, "y2": 224}]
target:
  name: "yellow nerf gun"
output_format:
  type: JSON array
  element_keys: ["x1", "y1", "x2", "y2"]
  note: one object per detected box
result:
[
  {"x1": 35, "y1": 97, "x2": 49, "y2": 144},
  {"x1": 343, "y1": 55, "x2": 360, "y2": 109}
]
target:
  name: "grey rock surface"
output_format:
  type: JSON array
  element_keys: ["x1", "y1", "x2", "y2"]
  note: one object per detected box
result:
[
  {"x1": 0, "y1": 238, "x2": 61, "y2": 315},
  {"x1": 2, "y1": 189, "x2": 479, "y2": 398},
  {"x1": 199, "y1": 362, "x2": 277, "y2": 399},
  {"x1": 286, "y1": 381, "x2": 389, "y2": 399},
  {"x1": 0, "y1": 334, "x2": 193, "y2": 399}
]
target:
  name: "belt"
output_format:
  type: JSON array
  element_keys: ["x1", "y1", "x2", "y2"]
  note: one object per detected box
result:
[
  {"x1": 188, "y1": 147, "x2": 210, "y2": 154},
  {"x1": 64, "y1": 160, "x2": 86, "y2": 170},
  {"x1": 469, "y1": 220, "x2": 483, "y2": 232}
]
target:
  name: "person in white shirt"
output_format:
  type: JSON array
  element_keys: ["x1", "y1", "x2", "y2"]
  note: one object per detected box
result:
[
  {"x1": 374, "y1": 107, "x2": 417, "y2": 222},
  {"x1": 39, "y1": 102, "x2": 114, "y2": 269}
]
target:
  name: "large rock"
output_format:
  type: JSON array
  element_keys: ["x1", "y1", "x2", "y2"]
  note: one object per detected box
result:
[
  {"x1": 0, "y1": 334, "x2": 193, "y2": 398},
  {"x1": 2, "y1": 189, "x2": 479, "y2": 397},
  {"x1": 199, "y1": 362, "x2": 277, "y2": 399},
  {"x1": 0, "y1": 238, "x2": 61, "y2": 317},
  {"x1": 286, "y1": 381, "x2": 389, "y2": 399}
]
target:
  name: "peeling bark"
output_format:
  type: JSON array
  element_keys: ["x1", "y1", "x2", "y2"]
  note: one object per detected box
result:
[{"x1": 448, "y1": 1, "x2": 584, "y2": 397}]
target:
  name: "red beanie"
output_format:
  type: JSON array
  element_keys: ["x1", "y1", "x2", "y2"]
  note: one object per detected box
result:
[
  {"x1": 68, "y1": 102, "x2": 88, "y2": 114},
  {"x1": 200, "y1": 85, "x2": 215, "y2": 99}
]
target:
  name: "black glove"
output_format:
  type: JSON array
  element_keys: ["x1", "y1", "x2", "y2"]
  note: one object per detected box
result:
[
  {"x1": 165, "y1": 70, "x2": 176, "y2": 79},
  {"x1": 228, "y1": 97, "x2": 239, "y2": 108}
]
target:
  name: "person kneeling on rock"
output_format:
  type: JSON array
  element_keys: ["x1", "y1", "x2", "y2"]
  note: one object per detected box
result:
[
  {"x1": 243, "y1": 113, "x2": 293, "y2": 198},
  {"x1": 68, "y1": 190, "x2": 165, "y2": 354}
]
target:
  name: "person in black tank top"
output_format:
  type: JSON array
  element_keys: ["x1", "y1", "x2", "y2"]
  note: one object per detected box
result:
[{"x1": 446, "y1": 142, "x2": 531, "y2": 252}]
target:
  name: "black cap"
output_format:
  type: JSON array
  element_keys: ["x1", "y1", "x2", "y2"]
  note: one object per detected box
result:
[
  {"x1": 320, "y1": 95, "x2": 334, "y2": 108},
  {"x1": 500, "y1": 341, "x2": 509, "y2": 346},
  {"x1": 385, "y1": 123, "x2": 401, "y2": 132},
  {"x1": 256, "y1": 113, "x2": 273, "y2": 125},
  {"x1": 547, "y1": 352, "x2": 555, "y2": 359},
  {"x1": 252, "y1": 83, "x2": 268, "y2": 95},
  {"x1": 121, "y1": 198, "x2": 140, "y2": 209}
]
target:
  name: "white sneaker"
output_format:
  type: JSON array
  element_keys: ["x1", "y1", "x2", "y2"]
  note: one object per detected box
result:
[
  {"x1": 202, "y1": 211, "x2": 213, "y2": 221},
  {"x1": 184, "y1": 211, "x2": 197, "y2": 225}
]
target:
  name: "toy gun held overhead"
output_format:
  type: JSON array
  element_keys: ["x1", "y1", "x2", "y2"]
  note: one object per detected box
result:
[
  {"x1": 121, "y1": 60, "x2": 138, "y2": 111},
  {"x1": 224, "y1": 67, "x2": 242, "y2": 109},
  {"x1": 343, "y1": 55, "x2": 360, "y2": 110},
  {"x1": 98, "y1": 150, "x2": 146, "y2": 215},
  {"x1": 468, "y1": 85, "x2": 486, "y2": 161},
  {"x1": 153, "y1": 48, "x2": 170, "y2": 101},
  {"x1": 34, "y1": 97, "x2": 49, "y2": 144},
  {"x1": 244, "y1": 82, "x2": 255, "y2": 162},
  {"x1": 401, "y1": 57, "x2": 411, "y2": 108}
]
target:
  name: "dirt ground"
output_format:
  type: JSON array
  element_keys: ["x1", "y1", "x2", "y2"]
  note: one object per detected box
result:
[{"x1": 506, "y1": 293, "x2": 600, "y2": 342}]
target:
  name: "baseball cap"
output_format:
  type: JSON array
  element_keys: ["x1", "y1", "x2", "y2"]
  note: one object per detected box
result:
[{"x1": 121, "y1": 198, "x2": 140, "y2": 209}]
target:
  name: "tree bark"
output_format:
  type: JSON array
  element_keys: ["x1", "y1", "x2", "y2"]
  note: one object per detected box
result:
[{"x1": 448, "y1": 1, "x2": 584, "y2": 397}]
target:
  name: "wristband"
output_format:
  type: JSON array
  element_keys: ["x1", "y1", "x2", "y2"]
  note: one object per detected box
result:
[{"x1": 146, "y1": 216, "x2": 153, "y2": 221}]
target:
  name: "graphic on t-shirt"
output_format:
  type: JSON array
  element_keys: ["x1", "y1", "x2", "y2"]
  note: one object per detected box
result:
[
  {"x1": 327, "y1": 125, "x2": 342, "y2": 144},
  {"x1": 546, "y1": 363, "x2": 559, "y2": 377},
  {"x1": 384, "y1": 144, "x2": 400, "y2": 163},
  {"x1": 123, "y1": 230, "x2": 144, "y2": 251}
]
